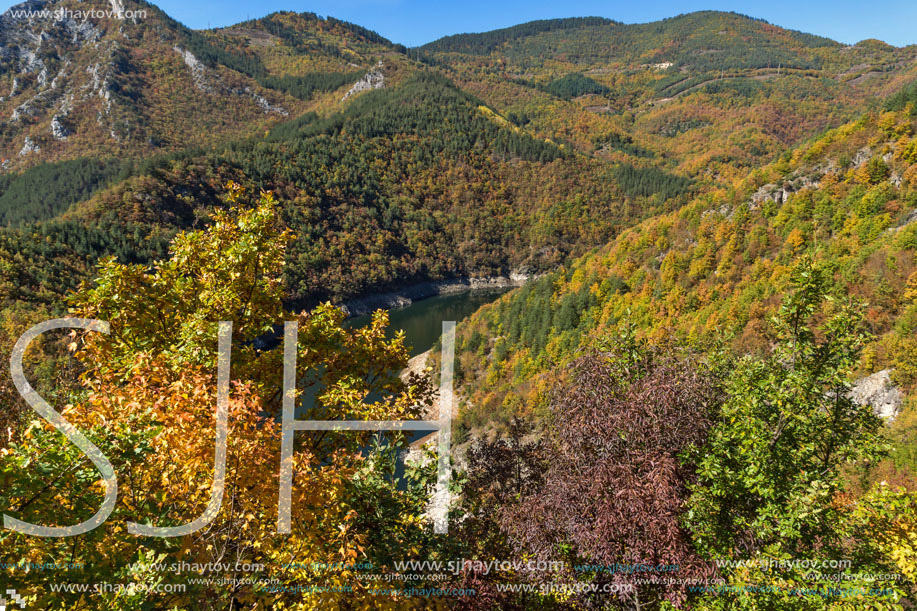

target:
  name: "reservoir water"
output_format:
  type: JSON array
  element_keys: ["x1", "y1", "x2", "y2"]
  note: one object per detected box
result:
[
  {"x1": 297, "y1": 289, "x2": 509, "y2": 420},
  {"x1": 344, "y1": 289, "x2": 509, "y2": 451},
  {"x1": 345, "y1": 289, "x2": 509, "y2": 356}
]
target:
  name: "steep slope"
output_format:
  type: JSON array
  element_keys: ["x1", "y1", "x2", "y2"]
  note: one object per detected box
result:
[
  {"x1": 56, "y1": 70, "x2": 693, "y2": 307},
  {"x1": 421, "y1": 12, "x2": 917, "y2": 180},
  {"x1": 0, "y1": 1, "x2": 400, "y2": 170},
  {"x1": 0, "y1": 64, "x2": 699, "y2": 312},
  {"x1": 2, "y1": 6, "x2": 916, "y2": 327},
  {"x1": 220, "y1": 10, "x2": 400, "y2": 75},
  {"x1": 451, "y1": 93, "x2": 917, "y2": 437}
]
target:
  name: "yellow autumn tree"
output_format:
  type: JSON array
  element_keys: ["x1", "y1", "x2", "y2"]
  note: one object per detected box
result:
[{"x1": 0, "y1": 186, "x2": 441, "y2": 610}]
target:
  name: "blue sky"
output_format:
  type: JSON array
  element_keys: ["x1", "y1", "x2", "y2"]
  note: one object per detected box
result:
[{"x1": 5, "y1": 0, "x2": 917, "y2": 47}]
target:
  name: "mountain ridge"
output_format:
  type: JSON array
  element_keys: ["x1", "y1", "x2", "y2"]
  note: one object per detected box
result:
[
  {"x1": 419, "y1": 11, "x2": 844, "y2": 54},
  {"x1": 1, "y1": 1, "x2": 917, "y2": 317},
  {"x1": 2, "y1": 2, "x2": 915, "y2": 172},
  {"x1": 0, "y1": 0, "x2": 408, "y2": 171}
]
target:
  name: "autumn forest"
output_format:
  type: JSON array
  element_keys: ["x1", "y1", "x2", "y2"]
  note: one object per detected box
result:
[{"x1": 0, "y1": 1, "x2": 916, "y2": 609}]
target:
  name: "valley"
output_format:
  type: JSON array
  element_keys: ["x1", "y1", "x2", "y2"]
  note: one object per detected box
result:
[{"x1": 0, "y1": 2, "x2": 915, "y2": 609}]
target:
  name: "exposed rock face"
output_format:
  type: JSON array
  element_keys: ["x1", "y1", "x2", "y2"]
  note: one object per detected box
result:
[
  {"x1": 749, "y1": 173, "x2": 821, "y2": 209},
  {"x1": 0, "y1": 1, "x2": 301, "y2": 169},
  {"x1": 50, "y1": 114, "x2": 70, "y2": 139},
  {"x1": 702, "y1": 203, "x2": 732, "y2": 219},
  {"x1": 849, "y1": 369, "x2": 903, "y2": 422},
  {"x1": 173, "y1": 45, "x2": 211, "y2": 93},
  {"x1": 342, "y1": 62, "x2": 385, "y2": 101},
  {"x1": 243, "y1": 86, "x2": 288, "y2": 116},
  {"x1": 18, "y1": 135, "x2": 39, "y2": 155},
  {"x1": 852, "y1": 146, "x2": 872, "y2": 167},
  {"x1": 0, "y1": 1, "x2": 120, "y2": 154},
  {"x1": 174, "y1": 48, "x2": 289, "y2": 115}
]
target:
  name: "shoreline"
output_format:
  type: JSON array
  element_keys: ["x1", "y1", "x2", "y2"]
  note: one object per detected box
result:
[{"x1": 339, "y1": 273, "x2": 531, "y2": 317}]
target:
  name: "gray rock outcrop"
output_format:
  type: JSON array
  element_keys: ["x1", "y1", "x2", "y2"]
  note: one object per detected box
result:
[
  {"x1": 342, "y1": 62, "x2": 385, "y2": 101},
  {"x1": 849, "y1": 369, "x2": 903, "y2": 422},
  {"x1": 50, "y1": 114, "x2": 70, "y2": 139},
  {"x1": 18, "y1": 136, "x2": 39, "y2": 155}
]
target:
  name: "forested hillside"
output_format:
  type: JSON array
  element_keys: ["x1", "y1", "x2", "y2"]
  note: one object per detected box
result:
[
  {"x1": 0, "y1": 0, "x2": 400, "y2": 171},
  {"x1": 423, "y1": 12, "x2": 917, "y2": 179},
  {"x1": 451, "y1": 99, "x2": 917, "y2": 461},
  {"x1": 0, "y1": 68, "x2": 700, "y2": 311},
  {"x1": 437, "y1": 84, "x2": 917, "y2": 609},
  {"x1": 4, "y1": 3, "x2": 917, "y2": 413},
  {"x1": 1, "y1": 4, "x2": 917, "y2": 608},
  {"x1": 2, "y1": 6, "x2": 917, "y2": 315}
]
